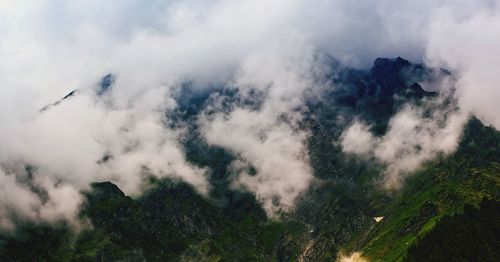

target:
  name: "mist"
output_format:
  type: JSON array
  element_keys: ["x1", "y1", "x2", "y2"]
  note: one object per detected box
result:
[
  {"x1": 0, "y1": 0, "x2": 499, "y2": 224},
  {"x1": 341, "y1": 97, "x2": 467, "y2": 189}
]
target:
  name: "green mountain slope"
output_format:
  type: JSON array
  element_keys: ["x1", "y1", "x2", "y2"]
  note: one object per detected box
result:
[
  {"x1": 0, "y1": 58, "x2": 498, "y2": 261},
  {"x1": 1, "y1": 117, "x2": 497, "y2": 261},
  {"x1": 355, "y1": 117, "x2": 500, "y2": 261}
]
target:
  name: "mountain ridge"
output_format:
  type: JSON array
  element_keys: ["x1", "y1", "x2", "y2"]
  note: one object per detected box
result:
[{"x1": 0, "y1": 57, "x2": 498, "y2": 261}]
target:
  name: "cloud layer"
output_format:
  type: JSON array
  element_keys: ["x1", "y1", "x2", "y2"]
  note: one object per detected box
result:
[{"x1": 0, "y1": 0, "x2": 498, "y2": 224}]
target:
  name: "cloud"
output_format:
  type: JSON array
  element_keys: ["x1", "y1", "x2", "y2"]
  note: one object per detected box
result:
[
  {"x1": 0, "y1": 167, "x2": 81, "y2": 230},
  {"x1": 341, "y1": 95, "x2": 468, "y2": 188},
  {"x1": 0, "y1": 0, "x2": 498, "y2": 225},
  {"x1": 202, "y1": 109, "x2": 313, "y2": 215},
  {"x1": 425, "y1": 2, "x2": 500, "y2": 129},
  {"x1": 336, "y1": 0, "x2": 500, "y2": 188},
  {"x1": 199, "y1": 38, "x2": 322, "y2": 215},
  {"x1": 0, "y1": 85, "x2": 211, "y2": 228},
  {"x1": 339, "y1": 121, "x2": 377, "y2": 156}
]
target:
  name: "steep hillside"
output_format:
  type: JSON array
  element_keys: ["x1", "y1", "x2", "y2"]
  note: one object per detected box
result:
[
  {"x1": 354, "y1": 117, "x2": 500, "y2": 261},
  {"x1": 0, "y1": 58, "x2": 498, "y2": 261}
]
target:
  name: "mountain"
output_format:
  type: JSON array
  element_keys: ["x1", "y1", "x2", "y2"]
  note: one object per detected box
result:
[{"x1": 0, "y1": 57, "x2": 498, "y2": 261}]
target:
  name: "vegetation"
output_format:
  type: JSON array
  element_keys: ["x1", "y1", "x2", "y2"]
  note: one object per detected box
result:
[
  {"x1": 406, "y1": 198, "x2": 500, "y2": 262},
  {"x1": 0, "y1": 58, "x2": 498, "y2": 261},
  {"x1": 358, "y1": 117, "x2": 500, "y2": 261}
]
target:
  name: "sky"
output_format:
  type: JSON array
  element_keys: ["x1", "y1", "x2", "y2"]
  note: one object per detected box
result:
[{"x1": 0, "y1": 0, "x2": 498, "y2": 226}]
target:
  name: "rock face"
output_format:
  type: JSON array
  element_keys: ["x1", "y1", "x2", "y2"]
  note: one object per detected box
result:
[
  {"x1": 96, "y1": 73, "x2": 115, "y2": 96},
  {"x1": 372, "y1": 57, "x2": 412, "y2": 97},
  {"x1": 0, "y1": 57, "x2": 498, "y2": 261}
]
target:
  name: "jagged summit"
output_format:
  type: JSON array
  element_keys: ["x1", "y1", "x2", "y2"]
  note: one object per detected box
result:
[
  {"x1": 371, "y1": 57, "x2": 439, "y2": 97},
  {"x1": 39, "y1": 73, "x2": 115, "y2": 112}
]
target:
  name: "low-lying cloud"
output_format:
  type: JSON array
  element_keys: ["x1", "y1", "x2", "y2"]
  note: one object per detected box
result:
[
  {"x1": 0, "y1": 0, "x2": 498, "y2": 225},
  {"x1": 0, "y1": 166, "x2": 81, "y2": 230},
  {"x1": 341, "y1": 96, "x2": 467, "y2": 188},
  {"x1": 199, "y1": 39, "x2": 324, "y2": 214}
]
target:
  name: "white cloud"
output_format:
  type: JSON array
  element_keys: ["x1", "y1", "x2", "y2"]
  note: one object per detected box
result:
[
  {"x1": 425, "y1": 3, "x2": 500, "y2": 129},
  {"x1": 341, "y1": 99, "x2": 467, "y2": 189},
  {"x1": 340, "y1": 121, "x2": 377, "y2": 156},
  {"x1": 0, "y1": 167, "x2": 82, "y2": 230},
  {"x1": 199, "y1": 38, "x2": 321, "y2": 216},
  {"x1": 0, "y1": 0, "x2": 498, "y2": 224}
]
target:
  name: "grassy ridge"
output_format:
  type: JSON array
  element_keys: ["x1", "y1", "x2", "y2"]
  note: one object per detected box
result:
[{"x1": 358, "y1": 117, "x2": 500, "y2": 261}]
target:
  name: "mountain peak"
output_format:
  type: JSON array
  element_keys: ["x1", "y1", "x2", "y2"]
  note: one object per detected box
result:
[{"x1": 96, "y1": 74, "x2": 115, "y2": 96}]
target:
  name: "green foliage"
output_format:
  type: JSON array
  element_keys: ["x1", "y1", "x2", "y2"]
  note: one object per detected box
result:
[
  {"x1": 406, "y1": 198, "x2": 500, "y2": 262},
  {"x1": 0, "y1": 222, "x2": 74, "y2": 262},
  {"x1": 358, "y1": 117, "x2": 500, "y2": 261}
]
